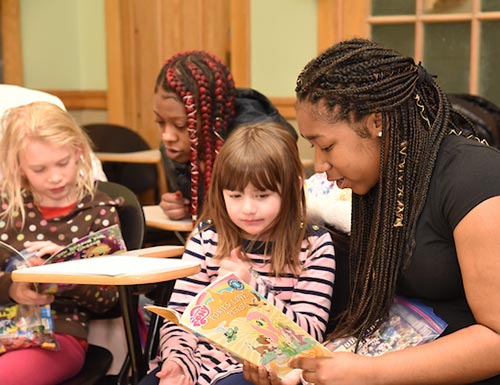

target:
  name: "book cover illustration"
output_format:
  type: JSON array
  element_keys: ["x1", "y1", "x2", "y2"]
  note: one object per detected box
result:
[
  {"x1": 327, "y1": 296, "x2": 448, "y2": 356},
  {"x1": 146, "y1": 273, "x2": 333, "y2": 378}
]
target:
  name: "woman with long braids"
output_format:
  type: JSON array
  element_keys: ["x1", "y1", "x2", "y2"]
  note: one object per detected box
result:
[
  {"x1": 154, "y1": 51, "x2": 296, "y2": 221},
  {"x1": 244, "y1": 38, "x2": 500, "y2": 385}
]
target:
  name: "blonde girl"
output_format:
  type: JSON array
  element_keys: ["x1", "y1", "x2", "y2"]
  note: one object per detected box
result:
[
  {"x1": 0, "y1": 102, "x2": 120, "y2": 385},
  {"x1": 1, "y1": 101, "x2": 95, "y2": 227}
]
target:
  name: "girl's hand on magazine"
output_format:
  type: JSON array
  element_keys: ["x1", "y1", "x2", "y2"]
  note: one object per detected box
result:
[
  {"x1": 242, "y1": 361, "x2": 287, "y2": 385},
  {"x1": 157, "y1": 361, "x2": 193, "y2": 385},
  {"x1": 217, "y1": 247, "x2": 252, "y2": 283},
  {"x1": 23, "y1": 240, "x2": 63, "y2": 262},
  {"x1": 290, "y1": 353, "x2": 375, "y2": 385},
  {"x1": 9, "y1": 281, "x2": 54, "y2": 305}
]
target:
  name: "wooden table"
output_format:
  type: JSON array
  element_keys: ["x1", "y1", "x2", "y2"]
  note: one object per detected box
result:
[
  {"x1": 143, "y1": 205, "x2": 193, "y2": 243},
  {"x1": 121, "y1": 244, "x2": 185, "y2": 258},
  {"x1": 12, "y1": 252, "x2": 200, "y2": 385},
  {"x1": 95, "y1": 149, "x2": 161, "y2": 164},
  {"x1": 143, "y1": 205, "x2": 193, "y2": 232}
]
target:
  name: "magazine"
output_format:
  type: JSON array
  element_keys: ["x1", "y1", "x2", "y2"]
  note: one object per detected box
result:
[
  {"x1": 145, "y1": 273, "x2": 333, "y2": 379},
  {"x1": 327, "y1": 296, "x2": 448, "y2": 355},
  {"x1": 1, "y1": 224, "x2": 127, "y2": 294}
]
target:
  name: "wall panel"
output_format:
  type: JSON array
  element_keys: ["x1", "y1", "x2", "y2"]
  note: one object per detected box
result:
[{"x1": 106, "y1": 0, "x2": 230, "y2": 148}]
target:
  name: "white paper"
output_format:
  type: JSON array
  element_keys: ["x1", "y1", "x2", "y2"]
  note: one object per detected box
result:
[{"x1": 15, "y1": 255, "x2": 199, "y2": 277}]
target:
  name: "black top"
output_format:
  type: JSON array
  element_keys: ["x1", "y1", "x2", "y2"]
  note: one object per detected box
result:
[{"x1": 398, "y1": 133, "x2": 500, "y2": 384}]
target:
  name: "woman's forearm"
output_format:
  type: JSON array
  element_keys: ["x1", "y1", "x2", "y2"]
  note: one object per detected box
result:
[{"x1": 370, "y1": 324, "x2": 500, "y2": 385}]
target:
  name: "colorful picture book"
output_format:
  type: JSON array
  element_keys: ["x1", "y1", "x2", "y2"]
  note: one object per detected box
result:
[{"x1": 146, "y1": 273, "x2": 333, "y2": 379}]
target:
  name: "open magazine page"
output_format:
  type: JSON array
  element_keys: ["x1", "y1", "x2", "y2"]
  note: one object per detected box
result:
[
  {"x1": 326, "y1": 296, "x2": 447, "y2": 355},
  {"x1": 0, "y1": 240, "x2": 33, "y2": 272},
  {"x1": 43, "y1": 224, "x2": 126, "y2": 264},
  {"x1": 146, "y1": 273, "x2": 332, "y2": 379},
  {"x1": 39, "y1": 224, "x2": 126, "y2": 294},
  {"x1": 0, "y1": 224, "x2": 126, "y2": 270}
]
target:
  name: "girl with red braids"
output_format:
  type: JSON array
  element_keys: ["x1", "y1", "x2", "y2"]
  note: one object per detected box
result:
[
  {"x1": 154, "y1": 50, "x2": 297, "y2": 222},
  {"x1": 139, "y1": 122, "x2": 335, "y2": 385}
]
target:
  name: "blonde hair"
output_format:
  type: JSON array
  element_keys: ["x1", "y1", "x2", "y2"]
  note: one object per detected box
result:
[
  {"x1": 199, "y1": 121, "x2": 307, "y2": 275},
  {"x1": 0, "y1": 101, "x2": 95, "y2": 226}
]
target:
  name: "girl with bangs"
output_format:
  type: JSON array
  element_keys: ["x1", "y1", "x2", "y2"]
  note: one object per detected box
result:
[{"x1": 141, "y1": 122, "x2": 336, "y2": 385}]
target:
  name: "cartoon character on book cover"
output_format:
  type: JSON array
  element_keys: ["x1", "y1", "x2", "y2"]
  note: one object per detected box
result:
[{"x1": 182, "y1": 275, "x2": 330, "y2": 377}]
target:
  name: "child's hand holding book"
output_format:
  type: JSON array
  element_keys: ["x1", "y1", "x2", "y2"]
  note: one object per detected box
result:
[
  {"x1": 146, "y1": 273, "x2": 333, "y2": 379},
  {"x1": 216, "y1": 247, "x2": 252, "y2": 284},
  {"x1": 242, "y1": 360, "x2": 303, "y2": 385},
  {"x1": 22, "y1": 240, "x2": 64, "y2": 263},
  {"x1": 8, "y1": 280, "x2": 54, "y2": 306}
]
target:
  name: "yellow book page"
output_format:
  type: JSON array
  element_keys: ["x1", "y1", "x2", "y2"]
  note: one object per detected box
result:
[{"x1": 179, "y1": 273, "x2": 332, "y2": 378}]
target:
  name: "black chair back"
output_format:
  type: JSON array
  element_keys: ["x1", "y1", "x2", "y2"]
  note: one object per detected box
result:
[
  {"x1": 84, "y1": 123, "x2": 159, "y2": 201},
  {"x1": 59, "y1": 181, "x2": 146, "y2": 385},
  {"x1": 97, "y1": 180, "x2": 145, "y2": 251}
]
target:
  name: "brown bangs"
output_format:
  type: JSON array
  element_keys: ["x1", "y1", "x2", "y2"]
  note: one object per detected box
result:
[{"x1": 216, "y1": 141, "x2": 283, "y2": 194}]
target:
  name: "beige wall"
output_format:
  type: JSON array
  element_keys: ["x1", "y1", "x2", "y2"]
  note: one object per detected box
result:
[
  {"x1": 250, "y1": 0, "x2": 317, "y2": 97},
  {"x1": 250, "y1": 0, "x2": 317, "y2": 162},
  {"x1": 20, "y1": 0, "x2": 106, "y2": 90},
  {"x1": 20, "y1": 0, "x2": 316, "y2": 95},
  {"x1": 19, "y1": 0, "x2": 315, "y2": 161}
]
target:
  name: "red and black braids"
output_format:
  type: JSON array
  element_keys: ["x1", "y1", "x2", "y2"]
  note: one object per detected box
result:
[{"x1": 155, "y1": 51, "x2": 236, "y2": 220}]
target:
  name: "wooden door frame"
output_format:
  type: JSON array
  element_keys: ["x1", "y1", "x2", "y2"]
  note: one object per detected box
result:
[
  {"x1": 1, "y1": 0, "x2": 23, "y2": 84},
  {"x1": 229, "y1": 0, "x2": 250, "y2": 88},
  {"x1": 105, "y1": 0, "x2": 127, "y2": 124},
  {"x1": 317, "y1": 0, "x2": 369, "y2": 50}
]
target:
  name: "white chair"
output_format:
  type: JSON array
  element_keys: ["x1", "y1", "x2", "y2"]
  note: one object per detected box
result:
[{"x1": 0, "y1": 85, "x2": 107, "y2": 182}]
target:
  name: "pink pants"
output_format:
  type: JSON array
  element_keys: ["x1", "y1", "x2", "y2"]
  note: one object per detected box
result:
[{"x1": 0, "y1": 333, "x2": 86, "y2": 385}]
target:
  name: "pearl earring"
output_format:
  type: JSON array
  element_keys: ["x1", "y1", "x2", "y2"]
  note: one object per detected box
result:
[{"x1": 377, "y1": 131, "x2": 382, "y2": 138}]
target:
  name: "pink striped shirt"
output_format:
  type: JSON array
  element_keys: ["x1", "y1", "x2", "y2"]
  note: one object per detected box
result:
[{"x1": 151, "y1": 224, "x2": 335, "y2": 385}]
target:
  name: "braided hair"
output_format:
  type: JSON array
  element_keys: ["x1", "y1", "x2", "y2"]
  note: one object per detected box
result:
[
  {"x1": 154, "y1": 51, "x2": 236, "y2": 220},
  {"x1": 296, "y1": 38, "x2": 470, "y2": 342}
]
